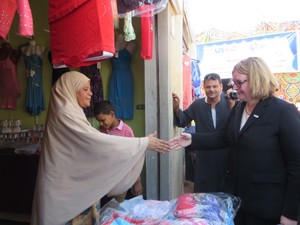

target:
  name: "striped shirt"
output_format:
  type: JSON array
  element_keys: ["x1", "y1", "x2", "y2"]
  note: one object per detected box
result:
[{"x1": 100, "y1": 119, "x2": 134, "y2": 137}]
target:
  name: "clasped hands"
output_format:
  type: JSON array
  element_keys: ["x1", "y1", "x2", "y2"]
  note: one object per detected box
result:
[{"x1": 148, "y1": 131, "x2": 192, "y2": 153}]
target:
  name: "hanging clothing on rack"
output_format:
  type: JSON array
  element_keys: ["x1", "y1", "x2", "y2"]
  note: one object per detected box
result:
[
  {"x1": 117, "y1": 0, "x2": 168, "y2": 18},
  {"x1": 124, "y1": 15, "x2": 136, "y2": 41},
  {"x1": 109, "y1": 34, "x2": 136, "y2": 120},
  {"x1": 182, "y1": 54, "x2": 192, "y2": 110},
  {"x1": 116, "y1": 0, "x2": 142, "y2": 14},
  {"x1": 48, "y1": 51, "x2": 69, "y2": 86},
  {"x1": 22, "y1": 41, "x2": 46, "y2": 116},
  {"x1": 0, "y1": 0, "x2": 34, "y2": 40},
  {"x1": 0, "y1": 42, "x2": 22, "y2": 109},
  {"x1": 109, "y1": 49, "x2": 134, "y2": 119},
  {"x1": 140, "y1": 4, "x2": 153, "y2": 60},
  {"x1": 49, "y1": 0, "x2": 115, "y2": 68},
  {"x1": 191, "y1": 60, "x2": 202, "y2": 98},
  {"x1": 80, "y1": 63, "x2": 104, "y2": 117}
]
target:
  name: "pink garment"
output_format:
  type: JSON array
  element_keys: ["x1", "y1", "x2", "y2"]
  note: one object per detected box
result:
[
  {"x1": 0, "y1": 0, "x2": 33, "y2": 40},
  {"x1": 17, "y1": 0, "x2": 34, "y2": 36},
  {"x1": 182, "y1": 54, "x2": 192, "y2": 110},
  {"x1": 100, "y1": 120, "x2": 134, "y2": 138},
  {"x1": 174, "y1": 194, "x2": 197, "y2": 218},
  {"x1": 0, "y1": 47, "x2": 21, "y2": 109}
]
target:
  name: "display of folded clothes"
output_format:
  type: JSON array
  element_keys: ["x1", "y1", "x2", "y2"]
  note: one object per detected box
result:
[
  {"x1": 14, "y1": 143, "x2": 41, "y2": 155},
  {"x1": 100, "y1": 192, "x2": 241, "y2": 225}
]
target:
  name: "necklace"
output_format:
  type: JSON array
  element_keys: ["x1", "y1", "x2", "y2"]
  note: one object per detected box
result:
[
  {"x1": 245, "y1": 106, "x2": 251, "y2": 115},
  {"x1": 245, "y1": 101, "x2": 258, "y2": 115}
]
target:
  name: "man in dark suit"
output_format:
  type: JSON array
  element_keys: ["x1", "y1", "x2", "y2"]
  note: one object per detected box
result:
[{"x1": 172, "y1": 73, "x2": 235, "y2": 193}]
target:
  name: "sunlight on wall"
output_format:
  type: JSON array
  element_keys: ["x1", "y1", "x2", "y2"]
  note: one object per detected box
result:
[{"x1": 187, "y1": 0, "x2": 300, "y2": 34}]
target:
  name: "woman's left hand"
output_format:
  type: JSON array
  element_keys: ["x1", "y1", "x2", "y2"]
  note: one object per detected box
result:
[
  {"x1": 280, "y1": 215, "x2": 297, "y2": 225},
  {"x1": 169, "y1": 133, "x2": 192, "y2": 150}
]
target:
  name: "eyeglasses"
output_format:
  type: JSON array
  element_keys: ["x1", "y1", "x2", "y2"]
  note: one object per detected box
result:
[{"x1": 232, "y1": 80, "x2": 247, "y2": 88}]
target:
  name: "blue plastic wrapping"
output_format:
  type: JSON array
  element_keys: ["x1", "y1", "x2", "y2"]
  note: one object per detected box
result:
[{"x1": 100, "y1": 192, "x2": 241, "y2": 225}]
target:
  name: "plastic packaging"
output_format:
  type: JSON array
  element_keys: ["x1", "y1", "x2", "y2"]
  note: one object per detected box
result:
[
  {"x1": 100, "y1": 192, "x2": 241, "y2": 225},
  {"x1": 118, "y1": 0, "x2": 168, "y2": 18}
]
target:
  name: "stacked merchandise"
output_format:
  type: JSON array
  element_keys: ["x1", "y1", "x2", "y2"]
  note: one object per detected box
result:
[{"x1": 100, "y1": 192, "x2": 241, "y2": 225}]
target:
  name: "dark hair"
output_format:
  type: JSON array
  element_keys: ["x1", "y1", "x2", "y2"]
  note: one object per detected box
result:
[
  {"x1": 94, "y1": 100, "x2": 115, "y2": 116},
  {"x1": 203, "y1": 73, "x2": 221, "y2": 84}
]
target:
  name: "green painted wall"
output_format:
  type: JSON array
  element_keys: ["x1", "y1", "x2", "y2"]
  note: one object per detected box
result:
[{"x1": 0, "y1": 0, "x2": 145, "y2": 137}]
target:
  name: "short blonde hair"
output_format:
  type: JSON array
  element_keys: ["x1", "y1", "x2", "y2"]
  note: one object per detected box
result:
[{"x1": 232, "y1": 57, "x2": 279, "y2": 100}]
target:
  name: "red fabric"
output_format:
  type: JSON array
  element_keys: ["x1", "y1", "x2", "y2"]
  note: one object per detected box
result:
[
  {"x1": 48, "y1": 0, "x2": 88, "y2": 23},
  {"x1": 0, "y1": 0, "x2": 17, "y2": 40},
  {"x1": 174, "y1": 194, "x2": 197, "y2": 218},
  {"x1": 140, "y1": 5, "x2": 153, "y2": 60},
  {"x1": 49, "y1": 0, "x2": 115, "y2": 68},
  {"x1": 182, "y1": 54, "x2": 192, "y2": 110},
  {"x1": 0, "y1": 44, "x2": 21, "y2": 109}
]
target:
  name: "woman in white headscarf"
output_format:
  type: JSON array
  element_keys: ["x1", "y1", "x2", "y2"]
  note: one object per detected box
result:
[{"x1": 30, "y1": 71, "x2": 170, "y2": 225}]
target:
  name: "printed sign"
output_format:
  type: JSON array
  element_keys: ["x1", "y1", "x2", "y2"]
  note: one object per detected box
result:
[{"x1": 196, "y1": 32, "x2": 299, "y2": 78}]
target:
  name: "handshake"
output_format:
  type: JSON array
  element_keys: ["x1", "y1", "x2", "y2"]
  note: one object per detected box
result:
[{"x1": 147, "y1": 131, "x2": 192, "y2": 153}]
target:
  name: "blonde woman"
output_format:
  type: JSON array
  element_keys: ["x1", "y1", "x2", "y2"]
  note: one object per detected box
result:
[{"x1": 170, "y1": 57, "x2": 300, "y2": 225}]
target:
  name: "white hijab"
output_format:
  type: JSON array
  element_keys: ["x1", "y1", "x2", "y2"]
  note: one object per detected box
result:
[{"x1": 30, "y1": 71, "x2": 148, "y2": 225}]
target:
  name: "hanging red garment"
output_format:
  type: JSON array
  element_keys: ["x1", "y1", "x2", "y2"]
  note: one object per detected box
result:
[
  {"x1": 0, "y1": 0, "x2": 33, "y2": 40},
  {"x1": 182, "y1": 54, "x2": 192, "y2": 110},
  {"x1": 49, "y1": 0, "x2": 115, "y2": 68},
  {"x1": 140, "y1": 5, "x2": 153, "y2": 60},
  {"x1": 0, "y1": 42, "x2": 22, "y2": 109}
]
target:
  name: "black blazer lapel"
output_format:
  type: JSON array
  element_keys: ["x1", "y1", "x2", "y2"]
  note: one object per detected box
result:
[
  {"x1": 233, "y1": 101, "x2": 245, "y2": 140},
  {"x1": 239, "y1": 98, "x2": 270, "y2": 135}
]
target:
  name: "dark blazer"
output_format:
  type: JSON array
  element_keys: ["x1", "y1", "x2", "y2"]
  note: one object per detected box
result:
[
  {"x1": 191, "y1": 96, "x2": 300, "y2": 220},
  {"x1": 175, "y1": 94, "x2": 231, "y2": 192}
]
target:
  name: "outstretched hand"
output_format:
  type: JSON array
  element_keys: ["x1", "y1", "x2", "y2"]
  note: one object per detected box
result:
[
  {"x1": 147, "y1": 131, "x2": 170, "y2": 153},
  {"x1": 280, "y1": 215, "x2": 297, "y2": 225},
  {"x1": 169, "y1": 133, "x2": 192, "y2": 150}
]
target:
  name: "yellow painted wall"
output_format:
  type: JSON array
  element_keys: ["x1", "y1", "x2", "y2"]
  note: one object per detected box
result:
[{"x1": 0, "y1": 0, "x2": 145, "y2": 137}]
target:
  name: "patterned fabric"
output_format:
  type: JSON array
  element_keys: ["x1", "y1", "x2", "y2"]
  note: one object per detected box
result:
[
  {"x1": 124, "y1": 15, "x2": 136, "y2": 42},
  {"x1": 80, "y1": 64, "x2": 104, "y2": 117},
  {"x1": 273, "y1": 72, "x2": 300, "y2": 105},
  {"x1": 191, "y1": 60, "x2": 202, "y2": 98},
  {"x1": 0, "y1": 0, "x2": 33, "y2": 40},
  {"x1": 17, "y1": 0, "x2": 34, "y2": 36},
  {"x1": 99, "y1": 193, "x2": 241, "y2": 224}
]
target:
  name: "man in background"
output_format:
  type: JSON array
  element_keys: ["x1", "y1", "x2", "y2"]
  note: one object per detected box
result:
[{"x1": 172, "y1": 73, "x2": 235, "y2": 193}]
